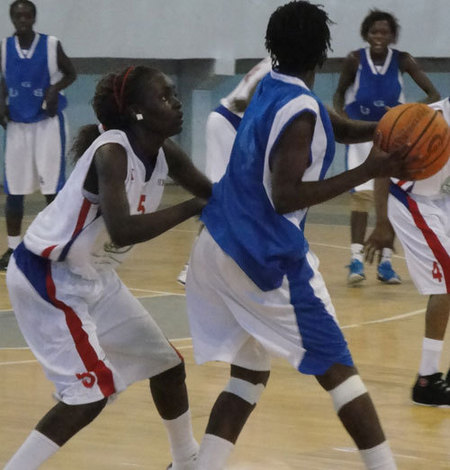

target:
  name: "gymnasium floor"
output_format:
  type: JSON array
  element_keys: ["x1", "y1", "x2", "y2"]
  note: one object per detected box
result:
[{"x1": 1, "y1": 186, "x2": 449, "y2": 469}]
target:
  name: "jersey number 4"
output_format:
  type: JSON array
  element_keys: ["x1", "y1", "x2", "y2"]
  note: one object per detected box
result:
[{"x1": 432, "y1": 262, "x2": 443, "y2": 283}]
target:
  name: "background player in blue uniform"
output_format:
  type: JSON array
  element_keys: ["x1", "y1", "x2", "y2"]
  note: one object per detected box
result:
[
  {"x1": 333, "y1": 9, "x2": 440, "y2": 285},
  {"x1": 0, "y1": 0, "x2": 77, "y2": 270},
  {"x1": 185, "y1": 2, "x2": 422, "y2": 469}
]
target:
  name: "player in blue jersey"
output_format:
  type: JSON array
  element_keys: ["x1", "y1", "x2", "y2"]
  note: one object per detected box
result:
[
  {"x1": 0, "y1": 0, "x2": 77, "y2": 270},
  {"x1": 333, "y1": 9, "x2": 440, "y2": 285},
  {"x1": 185, "y1": 2, "x2": 422, "y2": 469}
]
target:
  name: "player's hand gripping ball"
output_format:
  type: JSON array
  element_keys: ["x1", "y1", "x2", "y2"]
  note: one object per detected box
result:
[{"x1": 375, "y1": 103, "x2": 449, "y2": 180}]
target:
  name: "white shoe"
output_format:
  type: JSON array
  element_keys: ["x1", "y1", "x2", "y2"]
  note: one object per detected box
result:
[{"x1": 177, "y1": 264, "x2": 189, "y2": 286}]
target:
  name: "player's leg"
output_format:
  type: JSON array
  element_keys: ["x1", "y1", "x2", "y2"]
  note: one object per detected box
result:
[
  {"x1": 1, "y1": 122, "x2": 36, "y2": 269},
  {"x1": 315, "y1": 364, "x2": 396, "y2": 469},
  {"x1": 4, "y1": 249, "x2": 116, "y2": 468},
  {"x1": 94, "y1": 273, "x2": 198, "y2": 470},
  {"x1": 196, "y1": 346, "x2": 270, "y2": 470},
  {"x1": 388, "y1": 192, "x2": 450, "y2": 404}
]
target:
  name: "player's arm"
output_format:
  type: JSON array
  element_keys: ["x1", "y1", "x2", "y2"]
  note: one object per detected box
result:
[
  {"x1": 364, "y1": 177, "x2": 394, "y2": 264},
  {"x1": 332, "y1": 51, "x2": 359, "y2": 116},
  {"x1": 163, "y1": 138, "x2": 212, "y2": 200},
  {"x1": 400, "y1": 52, "x2": 440, "y2": 104},
  {"x1": 45, "y1": 41, "x2": 77, "y2": 117},
  {"x1": 95, "y1": 143, "x2": 206, "y2": 247},
  {"x1": 327, "y1": 107, "x2": 377, "y2": 143},
  {"x1": 271, "y1": 113, "x2": 413, "y2": 213}
]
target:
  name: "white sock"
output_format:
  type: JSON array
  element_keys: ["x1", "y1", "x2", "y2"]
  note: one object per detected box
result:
[
  {"x1": 196, "y1": 434, "x2": 235, "y2": 470},
  {"x1": 380, "y1": 248, "x2": 393, "y2": 264},
  {"x1": 351, "y1": 243, "x2": 364, "y2": 262},
  {"x1": 4, "y1": 430, "x2": 60, "y2": 470},
  {"x1": 360, "y1": 441, "x2": 397, "y2": 469},
  {"x1": 419, "y1": 338, "x2": 444, "y2": 376},
  {"x1": 162, "y1": 410, "x2": 198, "y2": 467},
  {"x1": 7, "y1": 235, "x2": 21, "y2": 250}
]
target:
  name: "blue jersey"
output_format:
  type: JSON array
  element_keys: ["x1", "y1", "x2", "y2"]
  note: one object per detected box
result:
[
  {"x1": 201, "y1": 70, "x2": 335, "y2": 291},
  {"x1": 1, "y1": 33, "x2": 67, "y2": 123},
  {"x1": 345, "y1": 48, "x2": 404, "y2": 121}
]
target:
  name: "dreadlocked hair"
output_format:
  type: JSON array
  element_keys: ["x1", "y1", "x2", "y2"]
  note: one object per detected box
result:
[
  {"x1": 71, "y1": 65, "x2": 161, "y2": 161},
  {"x1": 265, "y1": 1, "x2": 332, "y2": 75}
]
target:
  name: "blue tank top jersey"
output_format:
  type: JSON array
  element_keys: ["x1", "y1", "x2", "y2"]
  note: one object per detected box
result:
[
  {"x1": 345, "y1": 48, "x2": 404, "y2": 121},
  {"x1": 3, "y1": 33, "x2": 67, "y2": 123},
  {"x1": 201, "y1": 70, "x2": 335, "y2": 292}
]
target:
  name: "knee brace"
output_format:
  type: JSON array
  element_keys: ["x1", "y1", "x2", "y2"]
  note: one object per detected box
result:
[
  {"x1": 224, "y1": 377, "x2": 265, "y2": 405},
  {"x1": 329, "y1": 375, "x2": 367, "y2": 413},
  {"x1": 5, "y1": 195, "x2": 24, "y2": 217}
]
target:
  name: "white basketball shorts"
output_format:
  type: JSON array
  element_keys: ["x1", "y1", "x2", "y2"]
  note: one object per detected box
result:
[
  {"x1": 4, "y1": 113, "x2": 67, "y2": 195},
  {"x1": 7, "y1": 243, "x2": 182, "y2": 405},
  {"x1": 185, "y1": 229, "x2": 353, "y2": 375},
  {"x1": 346, "y1": 141, "x2": 373, "y2": 192},
  {"x1": 388, "y1": 187, "x2": 450, "y2": 295}
]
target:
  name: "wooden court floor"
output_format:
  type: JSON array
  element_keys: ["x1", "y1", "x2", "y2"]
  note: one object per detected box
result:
[{"x1": 1, "y1": 186, "x2": 450, "y2": 469}]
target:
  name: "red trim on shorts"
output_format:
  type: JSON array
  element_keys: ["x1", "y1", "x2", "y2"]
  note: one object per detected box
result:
[
  {"x1": 41, "y1": 245, "x2": 57, "y2": 258},
  {"x1": 407, "y1": 195, "x2": 450, "y2": 292},
  {"x1": 45, "y1": 264, "x2": 116, "y2": 397}
]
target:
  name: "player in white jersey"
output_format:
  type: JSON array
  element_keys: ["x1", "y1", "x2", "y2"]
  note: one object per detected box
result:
[
  {"x1": 0, "y1": 0, "x2": 77, "y2": 270},
  {"x1": 4, "y1": 65, "x2": 211, "y2": 470},
  {"x1": 184, "y1": 3, "x2": 423, "y2": 469},
  {"x1": 177, "y1": 57, "x2": 271, "y2": 285},
  {"x1": 366, "y1": 97, "x2": 450, "y2": 407},
  {"x1": 333, "y1": 9, "x2": 440, "y2": 285}
]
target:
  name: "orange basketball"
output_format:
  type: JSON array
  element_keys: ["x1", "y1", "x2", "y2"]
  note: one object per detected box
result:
[{"x1": 375, "y1": 103, "x2": 450, "y2": 180}]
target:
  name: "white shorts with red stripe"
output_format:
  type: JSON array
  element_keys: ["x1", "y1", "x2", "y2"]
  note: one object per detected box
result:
[
  {"x1": 388, "y1": 187, "x2": 450, "y2": 295},
  {"x1": 6, "y1": 243, "x2": 182, "y2": 405}
]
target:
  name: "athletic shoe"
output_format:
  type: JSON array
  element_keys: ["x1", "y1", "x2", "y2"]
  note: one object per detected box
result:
[
  {"x1": 377, "y1": 261, "x2": 402, "y2": 284},
  {"x1": 347, "y1": 258, "x2": 366, "y2": 285},
  {"x1": 166, "y1": 455, "x2": 197, "y2": 470},
  {"x1": 0, "y1": 248, "x2": 13, "y2": 271},
  {"x1": 446, "y1": 369, "x2": 450, "y2": 384},
  {"x1": 412, "y1": 372, "x2": 450, "y2": 406},
  {"x1": 177, "y1": 263, "x2": 189, "y2": 286}
]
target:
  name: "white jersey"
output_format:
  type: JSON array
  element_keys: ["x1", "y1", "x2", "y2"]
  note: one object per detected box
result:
[
  {"x1": 394, "y1": 97, "x2": 450, "y2": 198},
  {"x1": 23, "y1": 129, "x2": 168, "y2": 279},
  {"x1": 220, "y1": 57, "x2": 271, "y2": 117}
]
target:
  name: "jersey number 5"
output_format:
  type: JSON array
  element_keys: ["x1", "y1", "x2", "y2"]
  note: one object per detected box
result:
[
  {"x1": 432, "y1": 262, "x2": 443, "y2": 283},
  {"x1": 137, "y1": 195, "x2": 146, "y2": 214}
]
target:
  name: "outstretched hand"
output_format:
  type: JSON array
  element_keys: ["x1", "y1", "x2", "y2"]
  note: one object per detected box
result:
[
  {"x1": 363, "y1": 133, "x2": 426, "y2": 181},
  {"x1": 364, "y1": 222, "x2": 395, "y2": 264}
]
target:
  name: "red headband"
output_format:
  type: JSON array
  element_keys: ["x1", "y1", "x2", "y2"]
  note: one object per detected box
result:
[{"x1": 113, "y1": 66, "x2": 135, "y2": 113}]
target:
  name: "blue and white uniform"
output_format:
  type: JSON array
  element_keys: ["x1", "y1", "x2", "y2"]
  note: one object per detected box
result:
[
  {"x1": 345, "y1": 47, "x2": 405, "y2": 192},
  {"x1": 1, "y1": 33, "x2": 67, "y2": 194},
  {"x1": 388, "y1": 98, "x2": 450, "y2": 295},
  {"x1": 186, "y1": 70, "x2": 353, "y2": 375},
  {"x1": 6, "y1": 130, "x2": 182, "y2": 405}
]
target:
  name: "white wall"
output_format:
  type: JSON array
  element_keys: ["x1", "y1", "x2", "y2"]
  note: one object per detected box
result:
[{"x1": 2, "y1": 0, "x2": 449, "y2": 59}]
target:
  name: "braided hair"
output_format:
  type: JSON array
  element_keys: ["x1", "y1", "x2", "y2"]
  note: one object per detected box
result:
[
  {"x1": 71, "y1": 66, "x2": 160, "y2": 160},
  {"x1": 265, "y1": 1, "x2": 332, "y2": 75}
]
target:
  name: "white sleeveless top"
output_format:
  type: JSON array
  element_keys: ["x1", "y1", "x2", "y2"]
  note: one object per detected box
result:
[{"x1": 24, "y1": 129, "x2": 168, "y2": 279}]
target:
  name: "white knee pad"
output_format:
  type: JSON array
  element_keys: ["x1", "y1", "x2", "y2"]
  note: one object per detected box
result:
[
  {"x1": 329, "y1": 375, "x2": 367, "y2": 413},
  {"x1": 223, "y1": 377, "x2": 265, "y2": 405}
]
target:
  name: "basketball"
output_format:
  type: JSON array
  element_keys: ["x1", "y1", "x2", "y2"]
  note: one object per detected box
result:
[{"x1": 375, "y1": 103, "x2": 450, "y2": 180}]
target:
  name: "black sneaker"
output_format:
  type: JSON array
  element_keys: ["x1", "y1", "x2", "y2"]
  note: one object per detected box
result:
[
  {"x1": 412, "y1": 373, "x2": 450, "y2": 406},
  {"x1": 0, "y1": 248, "x2": 13, "y2": 271}
]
